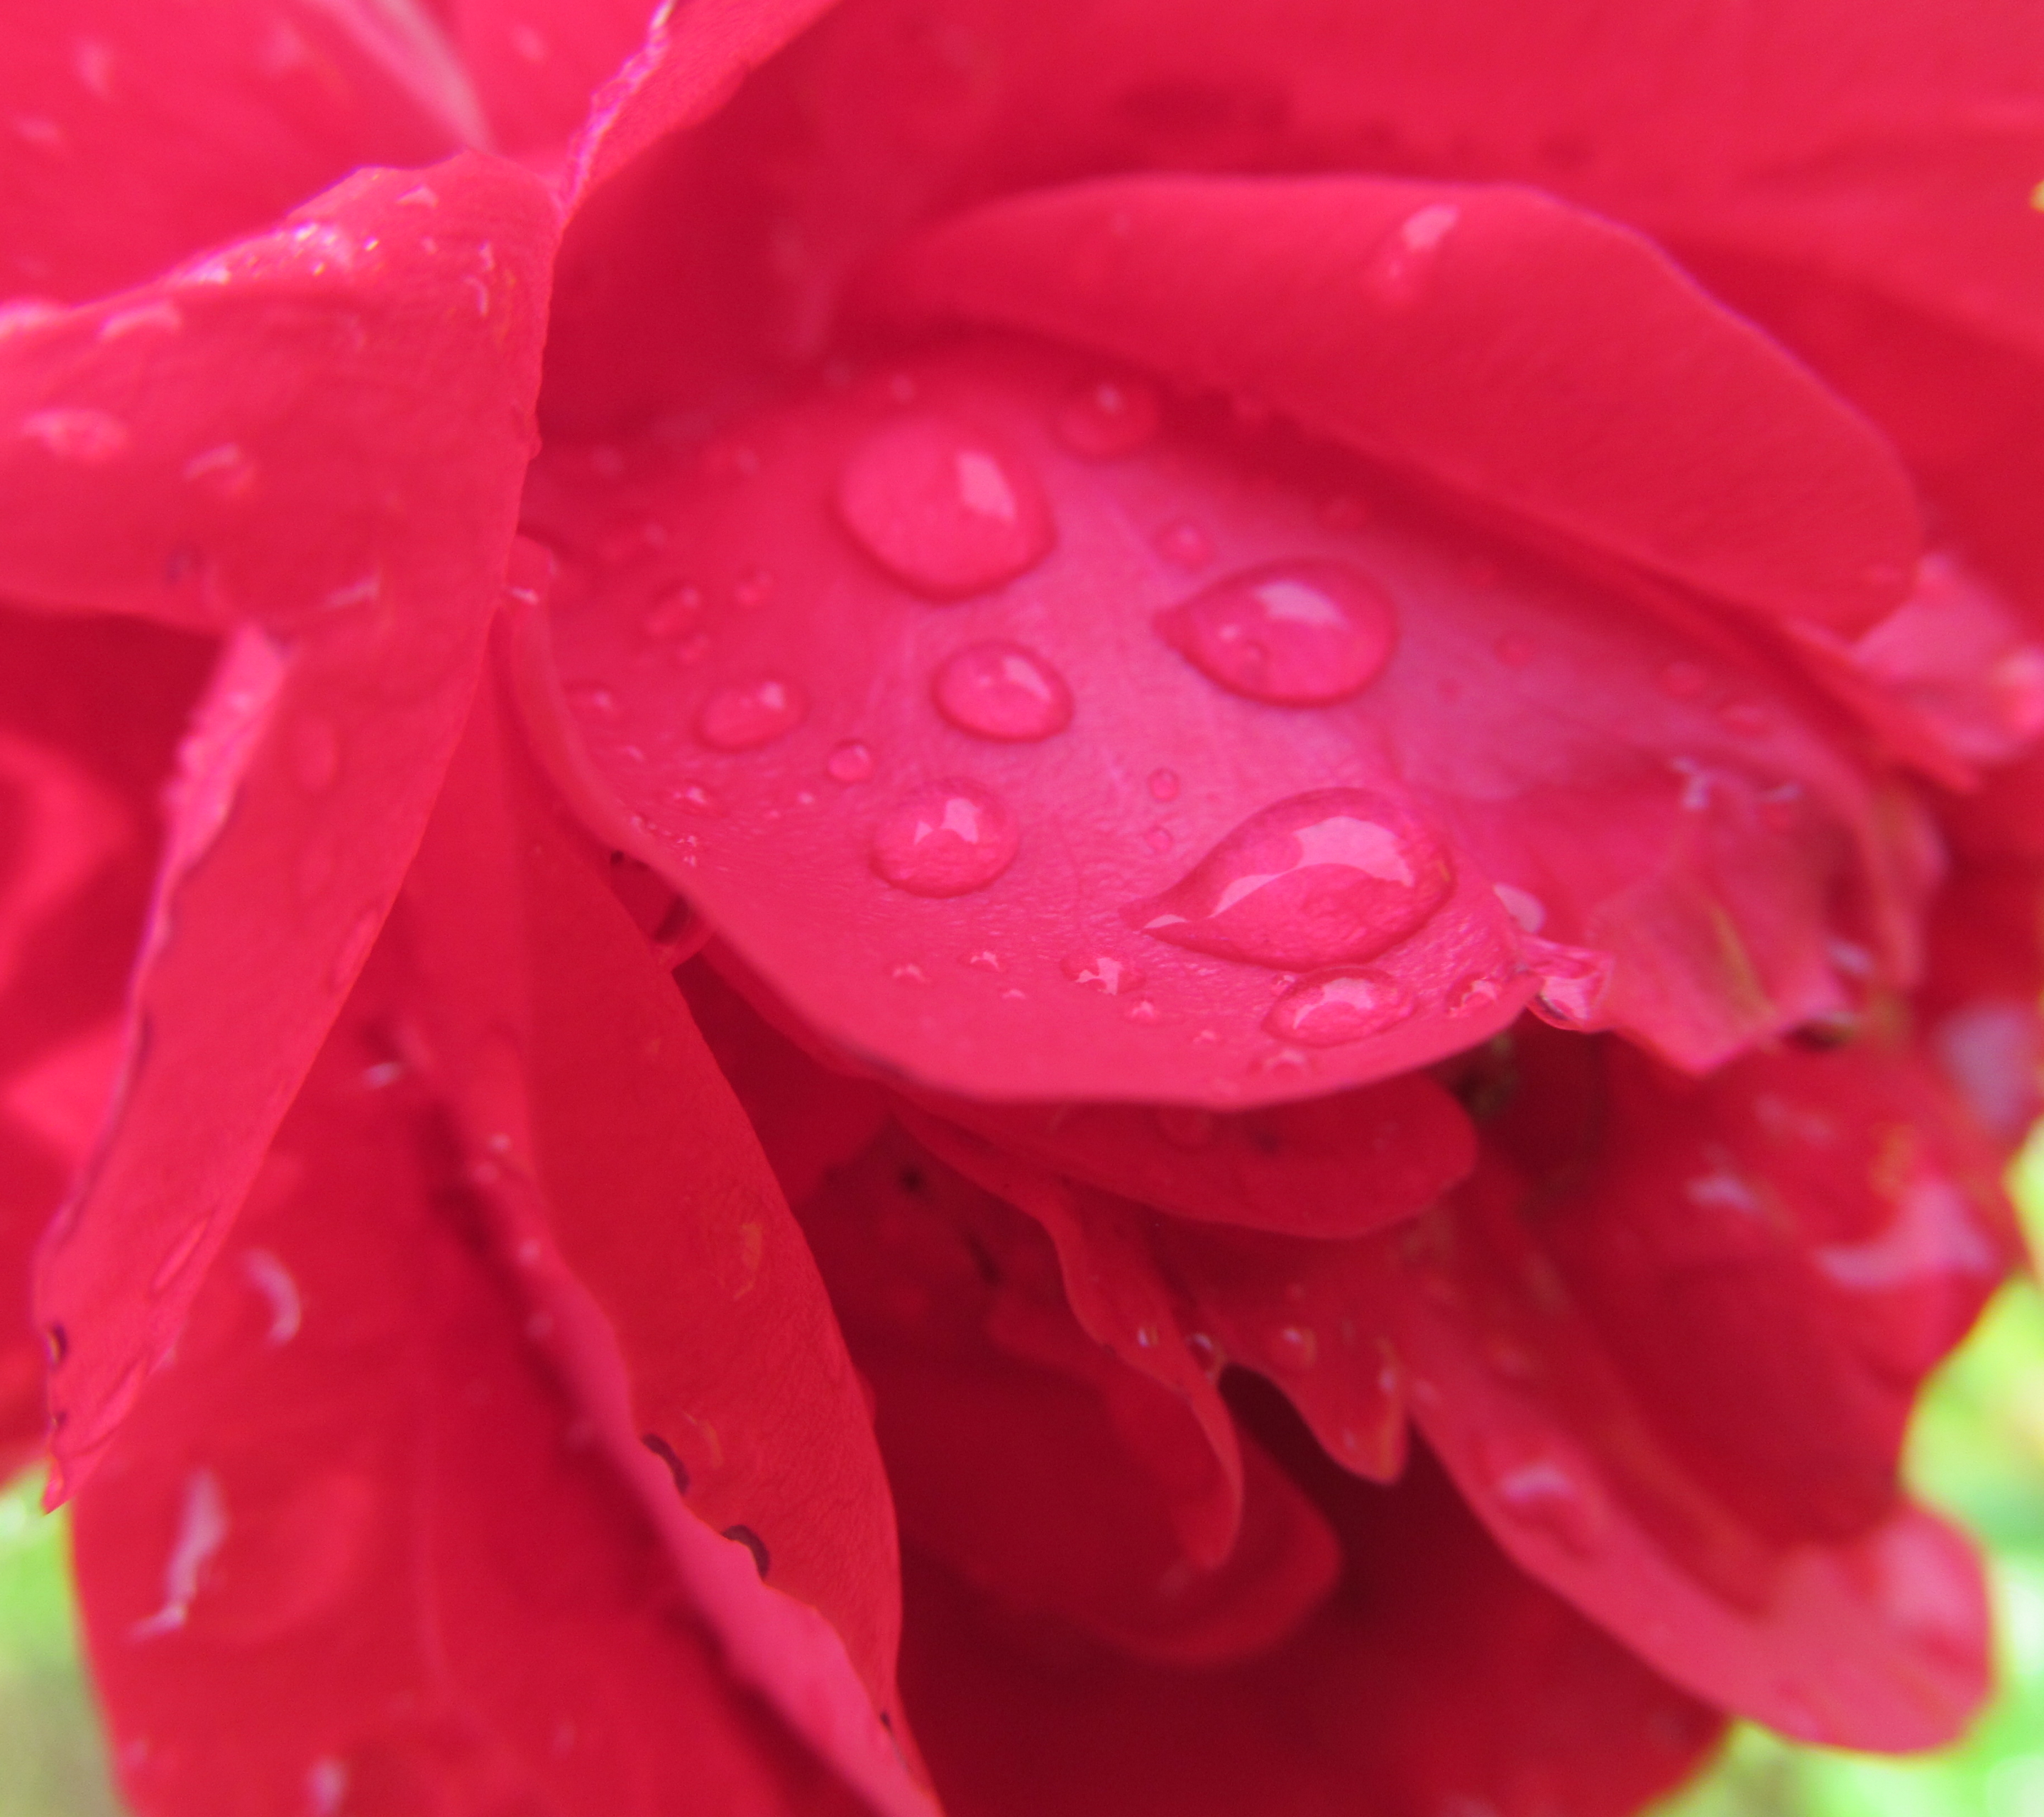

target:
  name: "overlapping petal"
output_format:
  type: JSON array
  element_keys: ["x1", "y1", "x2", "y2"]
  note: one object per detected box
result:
[{"x1": 21, "y1": 153, "x2": 558, "y2": 1500}]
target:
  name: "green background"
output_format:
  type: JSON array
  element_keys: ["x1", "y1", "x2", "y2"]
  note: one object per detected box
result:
[{"x1": 6, "y1": 1141, "x2": 2043, "y2": 1817}]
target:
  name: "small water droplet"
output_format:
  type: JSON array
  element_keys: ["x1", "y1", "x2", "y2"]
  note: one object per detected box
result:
[
  {"x1": 642, "y1": 583, "x2": 705, "y2": 640},
  {"x1": 1147, "y1": 767, "x2": 1181, "y2": 802},
  {"x1": 963, "y1": 949, "x2": 1004, "y2": 972},
  {"x1": 290, "y1": 718, "x2": 339, "y2": 794},
  {"x1": 1493, "y1": 882, "x2": 1545, "y2": 933},
  {"x1": 696, "y1": 676, "x2": 806, "y2": 751},
  {"x1": 1363, "y1": 202, "x2": 1461, "y2": 307},
  {"x1": 871, "y1": 781, "x2": 1019, "y2": 896},
  {"x1": 1658, "y1": 659, "x2": 1708, "y2": 699},
  {"x1": 1131, "y1": 789, "x2": 1453, "y2": 970},
  {"x1": 891, "y1": 962, "x2": 930, "y2": 984},
  {"x1": 1478, "y1": 1434, "x2": 1608, "y2": 1557},
  {"x1": 1523, "y1": 940, "x2": 1615, "y2": 1031},
  {"x1": 566, "y1": 683, "x2": 622, "y2": 722},
  {"x1": 1184, "y1": 1330, "x2": 1224, "y2": 1377},
  {"x1": 1062, "y1": 953, "x2": 1145, "y2": 996},
  {"x1": 1055, "y1": 373, "x2": 1160, "y2": 458},
  {"x1": 1446, "y1": 970, "x2": 1510, "y2": 1016},
  {"x1": 669, "y1": 781, "x2": 725, "y2": 817},
  {"x1": 1267, "y1": 1324, "x2": 1319, "y2": 1371},
  {"x1": 1126, "y1": 998, "x2": 1160, "y2": 1023},
  {"x1": 826, "y1": 740, "x2": 875, "y2": 783},
  {"x1": 1155, "y1": 519, "x2": 1214, "y2": 569},
  {"x1": 1144, "y1": 825, "x2": 1175, "y2": 854},
  {"x1": 1264, "y1": 969, "x2": 1417, "y2": 1047},
  {"x1": 932, "y1": 640, "x2": 1072, "y2": 741},
  {"x1": 1158, "y1": 561, "x2": 1398, "y2": 705},
  {"x1": 837, "y1": 415, "x2": 1053, "y2": 598}
]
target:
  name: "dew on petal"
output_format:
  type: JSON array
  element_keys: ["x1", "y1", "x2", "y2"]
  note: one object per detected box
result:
[
  {"x1": 871, "y1": 780, "x2": 1019, "y2": 896},
  {"x1": 1493, "y1": 882, "x2": 1545, "y2": 933},
  {"x1": 836, "y1": 415, "x2": 1053, "y2": 598},
  {"x1": 1364, "y1": 202, "x2": 1461, "y2": 307},
  {"x1": 826, "y1": 740, "x2": 876, "y2": 783},
  {"x1": 1062, "y1": 953, "x2": 1145, "y2": 996},
  {"x1": 1154, "y1": 518, "x2": 1214, "y2": 570},
  {"x1": 1145, "y1": 825, "x2": 1175, "y2": 854},
  {"x1": 1130, "y1": 789, "x2": 1453, "y2": 970},
  {"x1": 1147, "y1": 767, "x2": 1181, "y2": 802},
  {"x1": 1266, "y1": 1324, "x2": 1319, "y2": 1371},
  {"x1": 1054, "y1": 373, "x2": 1161, "y2": 458},
  {"x1": 1263, "y1": 968, "x2": 1417, "y2": 1047},
  {"x1": 1157, "y1": 561, "x2": 1398, "y2": 705},
  {"x1": 21, "y1": 407, "x2": 128, "y2": 463},
  {"x1": 696, "y1": 676, "x2": 807, "y2": 751},
  {"x1": 1523, "y1": 939, "x2": 1616, "y2": 1031},
  {"x1": 932, "y1": 640, "x2": 1073, "y2": 741},
  {"x1": 642, "y1": 583, "x2": 705, "y2": 640},
  {"x1": 1476, "y1": 1434, "x2": 1608, "y2": 1558}
]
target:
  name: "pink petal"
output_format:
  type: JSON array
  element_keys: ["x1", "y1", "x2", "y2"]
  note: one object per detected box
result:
[
  {"x1": 524, "y1": 334, "x2": 1932, "y2": 1102},
  {"x1": 32, "y1": 154, "x2": 558, "y2": 1499},
  {"x1": 869, "y1": 175, "x2": 1919, "y2": 635},
  {"x1": 1, "y1": 0, "x2": 473, "y2": 302},
  {"x1": 449, "y1": 0, "x2": 663, "y2": 155},
  {"x1": 71, "y1": 984, "x2": 872, "y2": 1817},
  {"x1": 394, "y1": 665, "x2": 931, "y2": 1815}
]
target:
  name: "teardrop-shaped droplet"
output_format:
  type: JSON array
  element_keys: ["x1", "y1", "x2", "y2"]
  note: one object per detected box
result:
[
  {"x1": 1157, "y1": 561, "x2": 1397, "y2": 705},
  {"x1": 933, "y1": 640, "x2": 1072, "y2": 742},
  {"x1": 1522, "y1": 938, "x2": 1615, "y2": 1030},
  {"x1": 1129, "y1": 789, "x2": 1453, "y2": 970},
  {"x1": 1263, "y1": 969, "x2": 1417, "y2": 1047},
  {"x1": 1363, "y1": 202, "x2": 1461, "y2": 308},
  {"x1": 871, "y1": 780, "x2": 1019, "y2": 896},
  {"x1": 696, "y1": 676, "x2": 806, "y2": 751},
  {"x1": 837, "y1": 415, "x2": 1053, "y2": 598},
  {"x1": 826, "y1": 740, "x2": 875, "y2": 783},
  {"x1": 1054, "y1": 374, "x2": 1160, "y2": 459}
]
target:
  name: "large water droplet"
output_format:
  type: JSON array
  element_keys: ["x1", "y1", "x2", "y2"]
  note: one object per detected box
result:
[
  {"x1": 871, "y1": 780, "x2": 1020, "y2": 896},
  {"x1": 837, "y1": 415, "x2": 1053, "y2": 598},
  {"x1": 1129, "y1": 789, "x2": 1453, "y2": 970},
  {"x1": 933, "y1": 640, "x2": 1072, "y2": 741},
  {"x1": 1263, "y1": 969, "x2": 1417, "y2": 1047},
  {"x1": 1054, "y1": 373, "x2": 1160, "y2": 458},
  {"x1": 696, "y1": 676, "x2": 806, "y2": 750},
  {"x1": 1522, "y1": 938, "x2": 1615, "y2": 1030},
  {"x1": 1157, "y1": 561, "x2": 1397, "y2": 706}
]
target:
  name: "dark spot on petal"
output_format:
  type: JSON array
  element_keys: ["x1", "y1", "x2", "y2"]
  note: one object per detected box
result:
[
  {"x1": 641, "y1": 1432, "x2": 690, "y2": 1493},
  {"x1": 722, "y1": 1524, "x2": 770, "y2": 1577},
  {"x1": 45, "y1": 1324, "x2": 67, "y2": 1367}
]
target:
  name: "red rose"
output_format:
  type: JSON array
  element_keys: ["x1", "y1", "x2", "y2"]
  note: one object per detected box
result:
[{"x1": 3, "y1": 4, "x2": 2040, "y2": 1813}]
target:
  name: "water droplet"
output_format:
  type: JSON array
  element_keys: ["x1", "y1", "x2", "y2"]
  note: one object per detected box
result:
[
  {"x1": 1363, "y1": 202, "x2": 1461, "y2": 307},
  {"x1": 932, "y1": 640, "x2": 1072, "y2": 741},
  {"x1": 1492, "y1": 632, "x2": 1534, "y2": 669},
  {"x1": 1478, "y1": 1434, "x2": 1607, "y2": 1557},
  {"x1": 826, "y1": 740, "x2": 875, "y2": 783},
  {"x1": 1062, "y1": 953, "x2": 1145, "y2": 996},
  {"x1": 1126, "y1": 998, "x2": 1160, "y2": 1023},
  {"x1": 1144, "y1": 825, "x2": 1175, "y2": 854},
  {"x1": 290, "y1": 718, "x2": 339, "y2": 794},
  {"x1": 891, "y1": 962, "x2": 930, "y2": 984},
  {"x1": 1158, "y1": 561, "x2": 1397, "y2": 705},
  {"x1": 20, "y1": 407, "x2": 129, "y2": 463},
  {"x1": 1055, "y1": 373, "x2": 1160, "y2": 458},
  {"x1": 1658, "y1": 659, "x2": 1708, "y2": 699},
  {"x1": 642, "y1": 583, "x2": 704, "y2": 640},
  {"x1": 669, "y1": 781, "x2": 725, "y2": 817},
  {"x1": 697, "y1": 676, "x2": 806, "y2": 751},
  {"x1": 837, "y1": 415, "x2": 1053, "y2": 598},
  {"x1": 1147, "y1": 767, "x2": 1181, "y2": 802},
  {"x1": 1267, "y1": 1324, "x2": 1319, "y2": 1371},
  {"x1": 1493, "y1": 883, "x2": 1545, "y2": 933},
  {"x1": 871, "y1": 781, "x2": 1019, "y2": 896},
  {"x1": 1446, "y1": 970, "x2": 1509, "y2": 1017},
  {"x1": 1184, "y1": 1330, "x2": 1223, "y2": 1377},
  {"x1": 1155, "y1": 520, "x2": 1213, "y2": 569},
  {"x1": 1523, "y1": 940, "x2": 1615, "y2": 1031},
  {"x1": 1130, "y1": 789, "x2": 1453, "y2": 970},
  {"x1": 1264, "y1": 969, "x2": 1417, "y2": 1047},
  {"x1": 962, "y1": 949, "x2": 1004, "y2": 972},
  {"x1": 566, "y1": 683, "x2": 622, "y2": 722}
]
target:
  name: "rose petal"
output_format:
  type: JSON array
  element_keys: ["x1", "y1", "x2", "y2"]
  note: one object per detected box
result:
[
  {"x1": 395, "y1": 662, "x2": 929, "y2": 1811},
  {"x1": 449, "y1": 0, "x2": 662, "y2": 155},
  {"x1": 527, "y1": 335, "x2": 1930, "y2": 1104},
  {"x1": 869, "y1": 175, "x2": 1919, "y2": 635},
  {"x1": 0, "y1": 0, "x2": 472, "y2": 303},
  {"x1": 71, "y1": 987, "x2": 872, "y2": 1817},
  {"x1": 31, "y1": 155, "x2": 558, "y2": 1499},
  {"x1": 900, "y1": 1435, "x2": 1720, "y2": 1817},
  {"x1": 1389, "y1": 1030, "x2": 2011, "y2": 1750}
]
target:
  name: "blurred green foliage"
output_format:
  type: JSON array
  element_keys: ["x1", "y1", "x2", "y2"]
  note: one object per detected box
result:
[{"x1": 4, "y1": 1141, "x2": 2042, "y2": 1816}]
